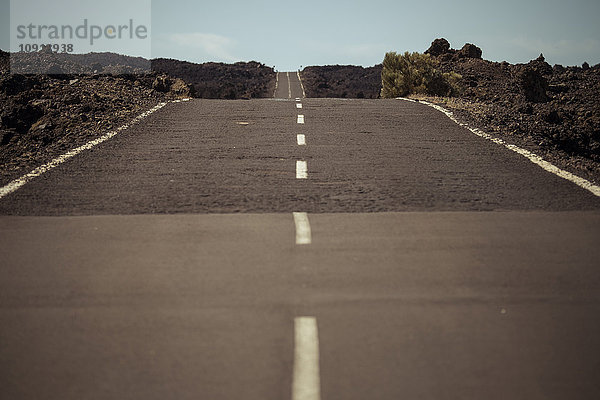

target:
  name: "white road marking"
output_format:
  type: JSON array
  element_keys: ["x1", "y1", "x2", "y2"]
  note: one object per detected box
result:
[
  {"x1": 400, "y1": 98, "x2": 600, "y2": 198},
  {"x1": 287, "y1": 72, "x2": 292, "y2": 99},
  {"x1": 297, "y1": 71, "x2": 306, "y2": 98},
  {"x1": 274, "y1": 72, "x2": 280, "y2": 98},
  {"x1": 0, "y1": 102, "x2": 169, "y2": 199},
  {"x1": 296, "y1": 160, "x2": 308, "y2": 179},
  {"x1": 293, "y1": 212, "x2": 311, "y2": 244},
  {"x1": 296, "y1": 103, "x2": 303, "y2": 109},
  {"x1": 297, "y1": 115, "x2": 305, "y2": 124},
  {"x1": 296, "y1": 98, "x2": 301, "y2": 102},
  {"x1": 293, "y1": 316, "x2": 320, "y2": 400},
  {"x1": 297, "y1": 134, "x2": 306, "y2": 146}
]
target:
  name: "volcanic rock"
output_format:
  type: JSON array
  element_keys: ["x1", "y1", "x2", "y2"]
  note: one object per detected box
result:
[
  {"x1": 152, "y1": 75, "x2": 171, "y2": 92},
  {"x1": 520, "y1": 66, "x2": 549, "y2": 103},
  {"x1": 425, "y1": 38, "x2": 451, "y2": 57},
  {"x1": 458, "y1": 43, "x2": 482, "y2": 59},
  {"x1": 169, "y1": 78, "x2": 193, "y2": 97},
  {"x1": 527, "y1": 54, "x2": 553, "y2": 75},
  {"x1": 544, "y1": 110, "x2": 562, "y2": 124},
  {"x1": 301, "y1": 64, "x2": 382, "y2": 99},
  {"x1": 151, "y1": 58, "x2": 275, "y2": 99}
]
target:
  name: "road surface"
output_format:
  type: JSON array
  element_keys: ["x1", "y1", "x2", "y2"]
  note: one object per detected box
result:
[
  {"x1": 274, "y1": 71, "x2": 305, "y2": 99},
  {"x1": 1, "y1": 73, "x2": 600, "y2": 399}
]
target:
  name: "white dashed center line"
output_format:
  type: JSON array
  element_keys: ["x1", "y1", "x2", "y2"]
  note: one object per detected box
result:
[
  {"x1": 296, "y1": 103, "x2": 303, "y2": 109},
  {"x1": 296, "y1": 160, "x2": 308, "y2": 179},
  {"x1": 293, "y1": 212, "x2": 311, "y2": 245},
  {"x1": 297, "y1": 134, "x2": 306, "y2": 146},
  {"x1": 293, "y1": 316, "x2": 320, "y2": 400},
  {"x1": 297, "y1": 115, "x2": 305, "y2": 124}
]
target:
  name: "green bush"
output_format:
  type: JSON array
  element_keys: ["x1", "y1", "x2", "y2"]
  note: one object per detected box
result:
[{"x1": 381, "y1": 51, "x2": 461, "y2": 98}]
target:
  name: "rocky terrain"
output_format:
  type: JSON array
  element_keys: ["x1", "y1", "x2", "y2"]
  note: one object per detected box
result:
[
  {"x1": 300, "y1": 39, "x2": 600, "y2": 183},
  {"x1": 0, "y1": 51, "x2": 277, "y2": 184},
  {"x1": 420, "y1": 38, "x2": 600, "y2": 183},
  {"x1": 2, "y1": 42, "x2": 599, "y2": 187},
  {"x1": 10, "y1": 49, "x2": 151, "y2": 75},
  {"x1": 0, "y1": 50, "x2": 192, "y2": 185},
  {"x1": 152, "y1": 58, "x2": 275, "y2": 99},
  {"x1": 301, "y1": 64, "x2": 381, "y2": 98}
]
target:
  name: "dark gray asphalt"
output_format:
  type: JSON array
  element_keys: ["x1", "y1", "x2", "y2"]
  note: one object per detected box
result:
[
  {"x1": 274, "y1": 71, "x2": 305, "y2": 99},
  {"x1": 1, "y1": 98, "x2": 599, "y2": 215},
  {"x1": 1, "y1": 79, "x2": 600, "y2": 399}
]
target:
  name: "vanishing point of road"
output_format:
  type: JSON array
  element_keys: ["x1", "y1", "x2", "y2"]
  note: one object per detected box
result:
[{"x1": 1, "y1": 71, "x2": 600, "y2": 399}]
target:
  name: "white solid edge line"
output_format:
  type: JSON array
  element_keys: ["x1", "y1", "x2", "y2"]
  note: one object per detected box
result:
[
  {"x1": 297, "y1": 70, "x2": 306, "y2": 99},
  {"x1": 398, "y1": 98, "x2": 600, "y2": 198},
  {"x1": 0, "y1": 101, "x2": 174, "y2": 199},
  {"x1": 293, "y1": 212, "x2": 311, "y2": 244},
  {"x1": 296, "y1": 160, "x2": 308, "y2": 179},
  {"x1": 297, "y1": 115, "x2": 305, "y2": 124},
  {"x1": 293, "y1": 316, "x2": 321, "y2": 400},
  {"x1": 274, "y1": 72, "x2": 280, "y2": 98},
  {"x1": 287, "y1": 72, "x2": 292, "y2": 99},
  {"x1": 297, "y1": 134, "x2": 306, "y2": 146}
]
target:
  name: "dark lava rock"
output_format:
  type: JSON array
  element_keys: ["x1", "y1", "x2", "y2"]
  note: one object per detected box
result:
[
  {"x1": 425, "y1": 38, "x2": 451, "y2": 57},
  {"x1": 0, "y1": 129, "x2": 15, "y2": 146},
  {"x1": 458, "y1": 43, "x2": 482, "y2": 59},
  {"x1": 169, "y1": 78, "x2": 193, "y2": 97},
  {"x1": 528, "y1": 54, "x2": 553, "y2": 75},
  {"x1": 9, "y1": 52, "x2": 151, "y2": 75},
  {"x1": 152, "y1": 74, "x2": 193, "y2": 97},
  {"x1": 518, "y1": 103, "x2": 534, "y2": 115},
  {"x1": 520, "y1": 66, "x2": 549, "y2": 103},
  {"x1": 545, "y1": 110, "x2": 562, "y2": 124},
  {"x1": 1, "y1": 103, "x2": 45, "y2": 134},
  {"x1": 152, "y1": 75, "x2": 171, "y2": 92},
  {"x1": 0, "y1": 53, "x2": 195, "y2": 184},
  {"x1": 0, "y1": 74, "x2": 39, "y2": 96},
  {"x1": 1, "y1": 50, "x2": 280, "y2": 183},
  {"x1": 432, "y1": 42, "x2": 600, "y2": 171},
  {"x1": 151, "y1": 59, "x2": 275, "y2": 99},
  {"x1": 301, "y1": 64, "x2": 382, "y2": 99}
]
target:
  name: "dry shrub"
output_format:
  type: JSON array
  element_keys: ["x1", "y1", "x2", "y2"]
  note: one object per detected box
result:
[{"x1": 381, "y1": 51, "x2": 461, "y2": 98}]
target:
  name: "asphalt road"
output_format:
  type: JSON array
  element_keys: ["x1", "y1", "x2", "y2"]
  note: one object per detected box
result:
[
  {"x1": 274, "y1": 71, "x2": 305, "y2": 99},
  {"x1": 1, "y1": 74, "x2": 600, "y2": 399}
]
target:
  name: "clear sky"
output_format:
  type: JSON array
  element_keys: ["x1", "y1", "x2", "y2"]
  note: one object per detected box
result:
[{"x1": 1, "y1": 0, "x2": 599, "y2": 70}]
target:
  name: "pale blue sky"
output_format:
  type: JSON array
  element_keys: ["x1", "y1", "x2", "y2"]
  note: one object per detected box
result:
[{"x1": 2, "y1": 0, "x2": 599, "y2": 70}]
